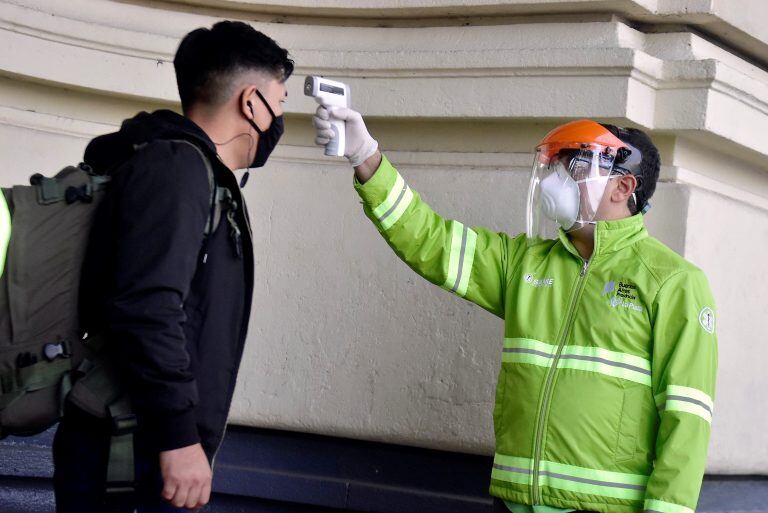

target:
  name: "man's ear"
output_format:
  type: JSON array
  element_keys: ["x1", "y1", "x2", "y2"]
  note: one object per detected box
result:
[
  {"x1": 612, "y1": 174, "x2": 637, "y2": 204},
  {"x1": 240, "y1": 85, "x2": 257, "y2": 120}
]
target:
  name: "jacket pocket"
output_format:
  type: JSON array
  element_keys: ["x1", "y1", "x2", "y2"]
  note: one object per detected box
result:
[{"x1": 615, "y1": 384, "x2": 643, "y2": 462}]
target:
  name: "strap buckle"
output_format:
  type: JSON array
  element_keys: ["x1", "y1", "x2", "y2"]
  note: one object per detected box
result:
[
  {"x1": 105, "y1": 482, "x2": 136, "y2": 496},
  {"x1": 111, "y1": 413, "x2": 138, "y2": 436},
  {"x1": 43, "y1": 340, "x2": 71, "y2": 361},
  {"x1": 65, "y1": 183, "x2": 94, "y2": 204},
  {"x1": 103, "y1": 482, "x2": 137, "y2": 511}
]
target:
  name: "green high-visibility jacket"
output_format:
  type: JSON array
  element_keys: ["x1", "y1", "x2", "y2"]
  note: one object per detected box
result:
[{"x1": 355, "y1": 155, "x2": 718, "y2": 513}]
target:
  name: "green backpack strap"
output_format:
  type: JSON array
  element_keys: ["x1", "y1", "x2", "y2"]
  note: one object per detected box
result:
[
  {"x1": 105, "y1": 395, "x2": 137, "y2": 500},
  {"x1": 0, "y1": 357, "x2": 73, "y2": 410},
  {"x1": 66, "y1": 334, "x2": 138, "y2": 501},
  {"x1": 165, "y1": 139, "x2": 221, "y2": 237}
]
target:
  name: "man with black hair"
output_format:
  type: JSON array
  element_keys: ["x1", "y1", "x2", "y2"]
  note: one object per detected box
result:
[
  {"x1": 53, "y1": 21, "x2": 292, "y2": 512},
  {"x1": 312, "y1": 110, "x2": 717, "y2": 513},
  {"x1": 599, "y1": 125, "x2": 661, "y2": 216}
]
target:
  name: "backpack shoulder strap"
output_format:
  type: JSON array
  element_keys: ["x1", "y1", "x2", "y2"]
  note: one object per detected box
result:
[{"x1": 150, "y1": 139, "x2": 222, "y2": 236}]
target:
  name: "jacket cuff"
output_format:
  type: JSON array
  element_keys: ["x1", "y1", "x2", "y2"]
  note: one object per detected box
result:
[
  {"x1": 142, "y1": 408, "x2": 200, "y2": 452},
  {"x1": 354, "y1": 154, "x2": 398, "y2": 207},
  {"x1": 644, "y1": 499, "x2": 695, "y2": 513}
]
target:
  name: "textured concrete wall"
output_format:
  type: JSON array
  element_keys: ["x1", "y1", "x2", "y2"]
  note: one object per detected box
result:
[
  {"x1": 683, "y1": 187, "x2": 768, "y2": 474},
  {"x1": 1, "y1": 0, "x2": 767, "y2": 474}
]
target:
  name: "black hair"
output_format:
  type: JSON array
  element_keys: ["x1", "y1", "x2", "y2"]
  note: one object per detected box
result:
[
  {"x1": 174, "y1": 21, "x2": 294, "y2": 112},
  {"x1": 600, "y1": 124, "x2": 661, "y2": 214}
]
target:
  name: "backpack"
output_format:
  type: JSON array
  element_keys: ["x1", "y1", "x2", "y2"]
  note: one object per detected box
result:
[
  {"x1": 0, "y1": 139, "x2": 232, "y2": 496},
  {"x1": 0, "y1": 162, "x2": 108, "y2": 436}
]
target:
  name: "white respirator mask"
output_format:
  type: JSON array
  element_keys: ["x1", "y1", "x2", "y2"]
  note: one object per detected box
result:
[
  {"x1": 526, "y1": 143, "x2": 626, "y2": 242},
  {"x1": 537, "y1": 161, "x2": 581, "y2": 230}
]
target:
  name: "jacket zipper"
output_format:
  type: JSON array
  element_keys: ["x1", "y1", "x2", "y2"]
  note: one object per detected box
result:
[
  {"x1": 209, "y1": 183, "x2": 253, "y2": 470},
  {"x1": 210, "y1": 423, "x2": 228, "y2": 470},
  {"x1": 532, "y1": 258, "x2": 590, "y2": 503}
]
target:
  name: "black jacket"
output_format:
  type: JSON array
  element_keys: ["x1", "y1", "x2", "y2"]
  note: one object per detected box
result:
[{"x1": 79, "y1": 110, "x2": 254, "y2": 459}]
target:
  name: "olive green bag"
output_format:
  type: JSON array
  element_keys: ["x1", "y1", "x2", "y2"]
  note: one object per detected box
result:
[{"x1": 0, "y1": 161, "x2": 109, "y2": 437}]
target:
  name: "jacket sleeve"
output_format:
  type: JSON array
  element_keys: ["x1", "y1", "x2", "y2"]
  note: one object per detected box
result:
[
  {"x1": 354, "y1": 154, "x2": 525, "y2": 318},
  {"x1": 107, "y1": 141, "x2": 211, "y2": 451},
  {"x1": 645, "y1": 269, "x2": 718, "y2": 513}
]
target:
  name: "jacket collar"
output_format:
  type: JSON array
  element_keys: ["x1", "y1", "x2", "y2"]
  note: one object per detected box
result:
[
  {"x1": 558, "y1": 214, "x2": 648, "y2": 259},
  {"x1": 84, "y1": 109, "x2": 219, "y2": 174}
]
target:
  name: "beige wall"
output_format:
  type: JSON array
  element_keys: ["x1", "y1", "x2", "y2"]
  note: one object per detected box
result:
[
  {"x1": 683, "y1": 188, "x2": 768, "y2": 474},
  {"x1": 1, "y1": 0, "x2": 766, "y2": 474}
]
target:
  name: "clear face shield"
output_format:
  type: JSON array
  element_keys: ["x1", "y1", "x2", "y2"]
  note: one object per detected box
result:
[{"x1": 526, "y1": 143, "x2": 621, "y2": 242}]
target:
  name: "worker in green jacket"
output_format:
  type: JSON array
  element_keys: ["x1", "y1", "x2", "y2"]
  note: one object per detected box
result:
[{"x1": 312, "y1": 107, "x2": 717, "y2": 513}]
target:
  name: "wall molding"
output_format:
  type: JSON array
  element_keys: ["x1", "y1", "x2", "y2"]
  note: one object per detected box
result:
[
  {"x1": 2, "y1": 103, "x2": 766, "y2": 211},
  {"x1": 0, "y1": 104, "x2": 115, "y2": 139},
  {"x1": 1, "y1": 1, "x2": 768, "y2": 164}
]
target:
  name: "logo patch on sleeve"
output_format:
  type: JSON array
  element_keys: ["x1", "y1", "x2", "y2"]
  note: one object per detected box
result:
[{"x1": 699, "y1": 307, "x2": 716, "y2": 334}]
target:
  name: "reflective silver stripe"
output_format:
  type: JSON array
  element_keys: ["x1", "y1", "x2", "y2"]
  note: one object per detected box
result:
[
  {"x1": 503, "y1": 348, "x2": 651, "y2": 376},
  {"x1": 450, "y1": 225, "x2": 469, "y2": 293},
  {"x1": 494, "y1": 453, "x2": 648, "y2": 500},
  {"x1": 503, "y1": 338, "x2": 652, "y2": 386},
  {"x1": 540, "y1": 470, "x2": 646, "y2": 491},
  {"x1": 503, "y1": 348, "x2": 551, "y2": 358},
  {"x1": 493, "y1": 464, "x2": 531, "y2": 475},
  {"x1": 656, "y1": 385, "x2": 714, "y2": 423},
  {"x1": 559, "y1": 354, "x2": 651, "y2": 376},
  {"x1": 441, "y1": 222, "x2": 477, "y2": 298},
  {"x1": 372, "y1": 172, "x2": 415, "y2": 231},
  {"x1": 665, "y1": 395, "x2": 713, "y2": 415},
  {"x1": 378, "y1": 182, "x2": 408, "y2": 224}
]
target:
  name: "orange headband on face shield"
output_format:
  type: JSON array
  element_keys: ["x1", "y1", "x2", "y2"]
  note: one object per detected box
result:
[{"x1": 536, "y1": 119, "x2": 627, "y2": 165}]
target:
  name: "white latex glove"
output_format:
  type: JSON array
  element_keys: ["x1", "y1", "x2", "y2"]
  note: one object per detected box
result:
[{"x1": 313, "y1": 105, "x2": 379, "y2": 167}]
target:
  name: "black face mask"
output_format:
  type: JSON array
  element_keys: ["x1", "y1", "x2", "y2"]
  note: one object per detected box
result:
[{"x1": 246, "y1": 90, "x2": 284, "y2": 168}]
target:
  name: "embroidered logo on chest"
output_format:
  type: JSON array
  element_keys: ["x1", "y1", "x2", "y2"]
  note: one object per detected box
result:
[{"x1": 603, "y1": 279, "x2": 643, "y2": 312}]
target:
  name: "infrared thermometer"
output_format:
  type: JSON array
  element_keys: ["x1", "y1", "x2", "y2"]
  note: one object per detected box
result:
[{"x1": 304, "y1": 76, "x2": 350, "y2": 157}]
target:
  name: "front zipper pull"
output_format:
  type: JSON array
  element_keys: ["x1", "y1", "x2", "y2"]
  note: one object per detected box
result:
[
  {"x1": 580, "y1": 260, "x2": 589, "y2": 276},
  {"x1": 201, "y1": 237, "x2": 210, "y2": 265}
]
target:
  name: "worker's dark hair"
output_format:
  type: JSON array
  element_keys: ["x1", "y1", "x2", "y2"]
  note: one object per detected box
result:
[
  {"x1": 601, "y1": 124, "x2": 661, "y2": 214},
  {"x1": 174, "y1": 21, "x2": 293, "y2": 112}
]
